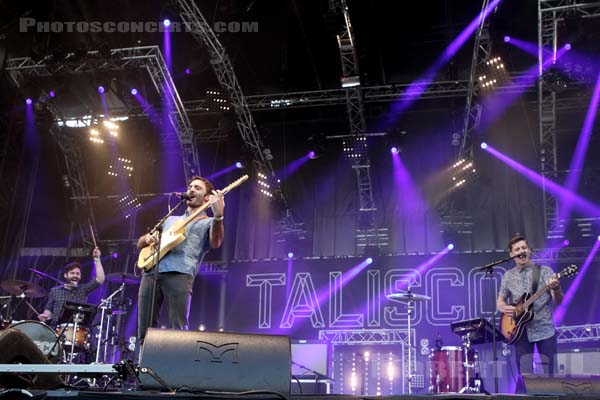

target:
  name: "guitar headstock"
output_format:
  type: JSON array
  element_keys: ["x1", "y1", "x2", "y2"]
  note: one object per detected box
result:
[
  {"x1": 558, "y1": 264, "x2": 578, "y2": 278},
  {"x1": 220, "y1": 175, "x2": 249, "y2": 195}
]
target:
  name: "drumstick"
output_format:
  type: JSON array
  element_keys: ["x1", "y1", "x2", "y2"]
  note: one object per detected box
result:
[
  {"x1": 24, "y1": 300, "x2": 41, "y2": 316},
  {"x1": 89, "y1": 222, "x2": 98, "y2": 248}
]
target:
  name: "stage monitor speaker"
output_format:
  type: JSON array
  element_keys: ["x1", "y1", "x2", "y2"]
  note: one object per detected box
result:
[
  {"x1": 139, "y1": 328, "x2": 291, "y2": 393},
  {"x1": 524, "y1": 374, "x2": 600, "y2": 395},
  {"x1": 0, "y1": 328, "x2": 64, "y2": 390}
]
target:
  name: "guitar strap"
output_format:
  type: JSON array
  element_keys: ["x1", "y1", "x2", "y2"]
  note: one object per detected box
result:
[{"x1": 531, "y1": 264, "x2": 541, "y2": 294}]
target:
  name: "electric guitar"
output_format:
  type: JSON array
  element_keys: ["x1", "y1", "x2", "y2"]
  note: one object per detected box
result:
[
  {"x1": 136, "y1": 175, "x2": 248, "y2": 271},
  {"x1": 499, "y1": 264, "x2": 578, "y2": 344}
]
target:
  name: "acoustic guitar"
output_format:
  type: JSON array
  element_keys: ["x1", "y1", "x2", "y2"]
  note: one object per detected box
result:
[
  {"x1": 499, "y1": 264, "x2": 578, "y2": 344},
  {"x1": 137, "y1": 175, "x2": 248, "y2": 271}
]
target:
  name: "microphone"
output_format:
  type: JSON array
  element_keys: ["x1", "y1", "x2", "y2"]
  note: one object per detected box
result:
[
  {"x1": 173, "y1": 192, "x2": 191, "y2": 200},
  {"x1": 517, "y1": 252, "x2": 527, "y2": 259}
]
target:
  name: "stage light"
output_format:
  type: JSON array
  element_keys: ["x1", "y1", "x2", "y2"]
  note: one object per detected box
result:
[
  {"x1": 163, "y1": 19, "x2": 171, "y2": 27},
  {"x1": 48, "y1": 90, "x2": 56, "y2": 98},
  {"x1": 235, "y1": 161, "x2": 243, "y2": 169},
  {"x1": 98, "y1": 86, "x2": 105, "y2": 94},
  {"x1": 308, "y1": 151, "x2": 316, "y2": 159},
  {"x1": 504, "y1": 35, "x2": 511, "y2": 43},
  {"x1": 565, "y1": 43, "x2": 572, "y2": 51},
  {"x1": 341, "y1": 75, "x2": 360, "y2": 88},
  {"x1": 130, "y1": 88, "x2": 138, "y2": 95},
  {"x1": 25, "y1": 98, "x2": 32, "y2": 105},
  {"x1": 447, "y1": 243, "x2": 455, "y2": 250},
  {"x1": 366, "y1": 257, "x2": 373, "y2": 264},
  {"x1": 480, "y1": 142, "x2": 488, "y2": 149},
  {"x1": 390, "y1": 146, "x2": 399, "y2": 154},
  {"x1": 597, "y1": 235, "x2": 600, "y2": 241},
  {"x1": 102, "y1": 120, "x2": 119, "y2": 130},
  {"x1": 112, "y1": 252, "x2": 119, "y2": 259},
  {"x1": 185, "y1": 68, "x2": 191, "y2": 75},
  {"x1": 288, "y1": 252, "x2": 294, "y2": 258}
]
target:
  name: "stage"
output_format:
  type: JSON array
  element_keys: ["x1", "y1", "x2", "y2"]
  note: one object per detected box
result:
[{"x1": 2, "y1": 390, "x2": 600, "y2": 400}]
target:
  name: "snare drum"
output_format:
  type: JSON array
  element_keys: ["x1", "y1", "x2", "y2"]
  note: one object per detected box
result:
[
  {"x1": 429, "y1": 346, "x2": 469, "y2": 393},
  {"x1": 9, "y1": 320, "x2": 63, "y2": 362},
  {"x1": 56, "y1": 323, "x2": 90, "y2": 350}
]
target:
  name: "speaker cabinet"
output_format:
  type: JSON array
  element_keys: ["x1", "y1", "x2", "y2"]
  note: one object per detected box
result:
[
  {"x1": 139, "y1": 328, "x2": 290, "y2": 393},
  {"x1": 524, "y1": 374, "x2": 600, "y2": 395}
]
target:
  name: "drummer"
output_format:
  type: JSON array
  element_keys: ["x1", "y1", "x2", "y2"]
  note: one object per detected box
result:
[{"x1": 37, "y1": 248, "x2": 105, "y2": 326}]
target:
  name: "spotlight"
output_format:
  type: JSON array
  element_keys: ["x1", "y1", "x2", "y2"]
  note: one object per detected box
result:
[
  {"x1": 447, "y1": 243, "x2": 455, "y2": 250},
  {"x1": 503, "y1": 35, "x2": 511, "y2": 43},
  {"x1": 308, "y1": 151, "x2": 316, "y2": 159},
  {"x1": 390, "y1": 146, "x2": 399, "y2": 154},
  {"x1": 25, "y1": 98, "x2": 32, "y2": 105},
  {"x1": 563, "y1": 239, "x2": 570, "y2": 247},
  {"x1": 112, "y1": 252, "x2": 119, "y2": 259},
  {"x1": 564, "y1": 43, "x2": 572, "y2": 51},
  {"x1": 48, "y1": 90, "x2": 56, "y2": 98},
  {"x1": 288, "y1": 252, "x2": 294, "y2": 258},
  {"x1": 480, "y1": 142, "x2": 488, "y2": 149},
  {"x1": 130, "y1": 88, "x2": 138, "y2": 95},
  {"x1": 235, "y1": 161, "x2": 243, "y2": 169},
  {"x1": 366, "y1": 257, "x2": 373, "y2": 264},
  {"x1": 185, "y1": 68, "x2": 191, "y2": 75},
  {"x1": 163, "y1": 19, "x2": 171, "y2": 27},
  {"x1": 597, "y1": 235, "x2": 600, "y2": 241},
  {"x1": 97, "y1": 86, "x2": 105, "y2": 94}
]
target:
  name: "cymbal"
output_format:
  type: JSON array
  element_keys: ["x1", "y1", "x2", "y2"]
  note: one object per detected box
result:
[
  {"x1": 0, "y1": 280, "x2": 47, "y2": 298},
  {"x1": 387, "y1": 291, "x2": 431, "y2": 302},
  {"x1": 106, "y1": 273, "x2": 140, "y2": 284}
]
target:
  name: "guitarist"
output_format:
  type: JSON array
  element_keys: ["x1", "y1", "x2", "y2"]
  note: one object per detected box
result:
[
  {"x1": 136, "y1": 176, "x2": 225, "y2": 342},
  {"x1": 496, "y1": 234, "x2": 564, "y2": 392}
]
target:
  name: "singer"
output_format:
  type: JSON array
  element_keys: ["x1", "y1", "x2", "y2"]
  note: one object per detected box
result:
[
  {"x1": 496, "y1": 234, "x2": 563, "y2": 393},
  {"x1": 136, "y1": 176, "x2": 225, "y2": 342}
]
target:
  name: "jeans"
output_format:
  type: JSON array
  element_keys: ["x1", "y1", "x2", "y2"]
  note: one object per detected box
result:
[
  {"x1": 137, "y1": 271, "x2": 194, "y2": 342},
  {"x1": 514, "y1": 332, "x2": 557, "y2": 393}
]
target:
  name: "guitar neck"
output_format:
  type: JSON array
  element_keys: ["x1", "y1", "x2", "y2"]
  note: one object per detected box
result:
[
  {"x1": 174, "y1": 174, "x2": 249, "y2": 231},
  {"x1": 523, "y1": 271, "x2": 564, "y2": 309}
]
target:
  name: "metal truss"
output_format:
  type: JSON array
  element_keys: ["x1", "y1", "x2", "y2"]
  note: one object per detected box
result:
[
  {"x1": 538, "y1": 1, "x2": 600, "y2": 239},
  {"x1": 176, "y1": 0, "x2": 303, "y2": 238},
  {"x1": 319, "y1": 328, "x2": 412, "y2": 344},
  {"x1": 458, "y1": 0, "x2": 494, "y2": 162},
  {"x1": 331, "y1": 0, "x2": 378, "y2": 250},
  {"x1": 534, "y1": 246, "x2": 600, "y2": 263},
  {"x1": 557, "y1": 324, "x2": 600, "y2": 343},
  {"x1": 176, "y1": 0, "x2": 271, "y2": 171},
  {"x1": 5, "y1": 46, "x2": 199, "y2": 180}
]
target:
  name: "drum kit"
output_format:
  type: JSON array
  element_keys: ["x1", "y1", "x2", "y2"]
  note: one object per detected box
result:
[
  {"x1": 387, "y1": 289, "x2": 485, "y2": 395},
  {"x1": 0, "y1": 271, "x2": 141, "y2": 366}
]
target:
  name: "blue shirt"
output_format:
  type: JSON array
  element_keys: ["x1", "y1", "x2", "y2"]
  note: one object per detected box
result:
[
  {"x1": 155, "y1": 213, "x2": 213, "y2": 277},
  {"x1": 498, "y1": 263, "x2": 556, "y2": 342}
]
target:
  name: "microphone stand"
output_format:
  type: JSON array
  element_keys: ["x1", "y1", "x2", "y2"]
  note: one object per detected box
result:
[
  {"x1": 475, "y1": 252, "x2": 524, "y2": 393},
  {"x1": 144, "y1": 198, "x2": 187, "y2": 344},
  {"x1": 291, "y1": 360, "x2": 333, "y2": 394}
]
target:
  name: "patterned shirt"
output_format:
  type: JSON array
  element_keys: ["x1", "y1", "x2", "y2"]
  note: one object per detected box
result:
[
  {"x1": 44, "y1": 280, "x2": 100, "y2": 327},
  {"x1": 152, "y1": 213, "x2": 213, "y2": 277},
  {"x1": 498, "y1": 263, "x2": 556, "y2": 342}
]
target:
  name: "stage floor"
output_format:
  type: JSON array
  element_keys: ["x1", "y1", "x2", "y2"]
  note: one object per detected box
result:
[{"x1": 1, "y1": 390, "x2": 597, "y2": 400}]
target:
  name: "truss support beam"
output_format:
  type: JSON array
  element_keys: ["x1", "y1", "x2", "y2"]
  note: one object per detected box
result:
[
  {"x1": 459, "y1": 0, "x2": 494, "y2": 162},
  {"x1": 333, "y1": 0, "x2": 377, "y2": 251},
  {"x1": 5, "y1": 46, "x2": 199, "y2": 181},
  {"x1": 175, "y1": 0, "x2": 303, "y2": 238},
  {"x1": 538, "y1": 1, "x2": 600, "y2": 239}
]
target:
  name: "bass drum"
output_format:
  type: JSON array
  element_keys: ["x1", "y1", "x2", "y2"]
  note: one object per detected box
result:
[{"x1": 9, "y1": 320, "x2": 63, "y2": 363}]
